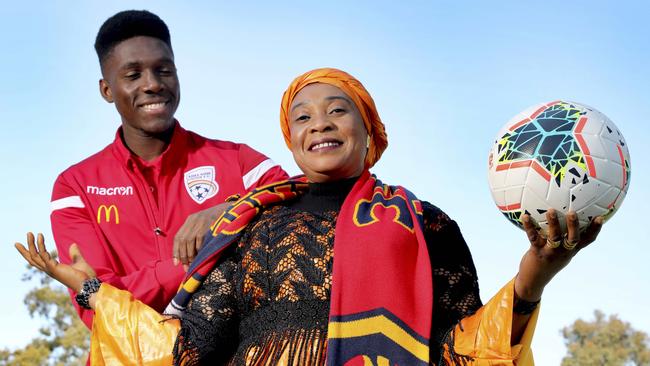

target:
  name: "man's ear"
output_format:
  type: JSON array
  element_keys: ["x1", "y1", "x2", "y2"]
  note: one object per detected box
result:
[{"x1": 99, "y1": 79, "x2": 113, "y2": 103}]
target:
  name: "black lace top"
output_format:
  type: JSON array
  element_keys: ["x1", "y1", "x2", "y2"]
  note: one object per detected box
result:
[{"x1": 173, "y1": 179, "x2": 481, "y2": 365}]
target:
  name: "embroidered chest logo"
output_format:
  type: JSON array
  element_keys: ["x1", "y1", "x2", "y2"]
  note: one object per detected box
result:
[
  {"x1": 184, "y1": 166, "x2": 219, "y2": 204},
  {"x1": 97, "y1": 204, "x2": 119, "y2": 224}
]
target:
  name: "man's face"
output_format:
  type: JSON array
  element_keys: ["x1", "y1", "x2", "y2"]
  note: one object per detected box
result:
[{"x1": 99, "y1": 36, "x2": 180, "y2": 135}]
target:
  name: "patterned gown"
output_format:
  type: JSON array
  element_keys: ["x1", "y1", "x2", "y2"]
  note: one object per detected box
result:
[{"x1": 173, "y1": 178, "x2": 482, "y2": 366}]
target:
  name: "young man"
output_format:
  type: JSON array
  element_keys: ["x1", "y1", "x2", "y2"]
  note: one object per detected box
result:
[{"x1": 50, "y1": 10, "x2": 287, "y2": 328}]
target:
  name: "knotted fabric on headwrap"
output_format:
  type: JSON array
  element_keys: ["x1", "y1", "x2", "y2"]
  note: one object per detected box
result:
[
  {"x1": 166, "y1": 171, "x2": 433, "y2": 365},
  {"x1": 280, "y1": 68, "x2": 388, "y2": 168}
]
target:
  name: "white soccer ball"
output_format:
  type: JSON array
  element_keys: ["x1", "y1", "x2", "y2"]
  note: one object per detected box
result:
[{"x1": 487, "y1": 101, "x2": 631, "y2": 234}]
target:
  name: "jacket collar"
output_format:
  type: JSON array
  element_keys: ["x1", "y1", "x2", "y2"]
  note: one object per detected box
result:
[{"x1": 111, "y1": 120, "x2": 189, "y2": 173}]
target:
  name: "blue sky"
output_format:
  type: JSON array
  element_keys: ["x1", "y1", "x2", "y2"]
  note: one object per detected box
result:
[{"x1": 1, "y1": 1, "x2": 648, "y2": 364}]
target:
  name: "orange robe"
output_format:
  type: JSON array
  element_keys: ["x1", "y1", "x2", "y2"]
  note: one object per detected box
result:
[{"x1": 89, "y1": 279, "x2": 538, "y2": 366}]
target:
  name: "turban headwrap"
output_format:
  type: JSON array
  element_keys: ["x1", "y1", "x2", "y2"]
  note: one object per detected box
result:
[{"x1": 280, "y1": 68, "x2": 388, "y2": 168}]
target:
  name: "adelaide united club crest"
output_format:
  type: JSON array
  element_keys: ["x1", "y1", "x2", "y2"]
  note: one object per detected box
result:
[{"x1": 184, "y1": 166, "x2": 219, "y2": 204}]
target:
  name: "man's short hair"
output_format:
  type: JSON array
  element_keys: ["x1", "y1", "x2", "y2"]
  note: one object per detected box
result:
[{"x1": 95, "y1": 10, "x2": 172, "y2": 65}]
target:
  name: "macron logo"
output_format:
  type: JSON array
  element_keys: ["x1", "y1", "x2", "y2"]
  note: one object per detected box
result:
[{"x1": 86, "y1": 185, "x2": 134, "y2": 196}]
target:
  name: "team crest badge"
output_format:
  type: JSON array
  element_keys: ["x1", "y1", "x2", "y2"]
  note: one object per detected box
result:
[{"x1": 184, "y1": 166, "x2": 219, "y2": 204}]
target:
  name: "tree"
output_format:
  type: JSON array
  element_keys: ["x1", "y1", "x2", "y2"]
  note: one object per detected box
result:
[
  {"x1": 562, "y1": 310, "x2": 650, "y2": 366},
  {"x1": 0, "y1": 260, "x2": 89, "y2": 366}
]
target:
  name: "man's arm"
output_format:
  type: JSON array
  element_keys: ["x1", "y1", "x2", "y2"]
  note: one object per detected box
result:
[
  {"x1": 173, "y1": 144, "x2": 288, "y2": 268},
  {"x1": 238, "y1": 144, "x2": 288, "y2": 190},
  {"x1": 172, "y1": 202, "x2": 231, "y2": 270},
  {"x1": 51, "y1": 174, "x2": 184, "y2": 327}
]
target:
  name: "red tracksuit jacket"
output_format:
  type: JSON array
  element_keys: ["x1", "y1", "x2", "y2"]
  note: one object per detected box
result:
[{"x1": 50, "y1": 122, "x2": 288, "y2": 327}]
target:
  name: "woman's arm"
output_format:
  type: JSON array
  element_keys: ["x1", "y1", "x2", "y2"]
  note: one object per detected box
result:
[
  {"x1": 423, "y1": 204, "x2": 603, "y2": 365},
  {"x1": 511, "y1": 210, "x2": 603, "y2": 343},
  {"x1": 15, "y1": 232, "x2": 93, "y2": 296},
  {"x1": 16, "y1": 232, "x2": 179, "y2": 365}
]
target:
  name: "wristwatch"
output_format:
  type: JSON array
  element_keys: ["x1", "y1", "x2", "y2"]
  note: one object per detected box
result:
[{"x1": 75, "y1": 278, "x2": 102, "y2": 310}]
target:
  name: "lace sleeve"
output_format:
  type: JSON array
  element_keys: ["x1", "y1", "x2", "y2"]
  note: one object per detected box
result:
[
  {"x1": 173, "y1": 252, "x2": 239, "y2": 366},
  {"x1": 421, "y1": 201, "x2": 482, "y2": 364}
]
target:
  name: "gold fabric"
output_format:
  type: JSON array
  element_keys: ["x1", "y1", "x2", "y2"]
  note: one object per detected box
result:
[
  {"x1": 279, "y1": 68, "x2": 388, "y2": 168},
  {"x1": 90, "y1": 284, "x2": 179, "y2": 366},
  {"x1": 89, "y1": 279, "x2": 537, "y2": 365},
  {"x1": 443, "y1": 278, "x2": 539, "y2": 365}
]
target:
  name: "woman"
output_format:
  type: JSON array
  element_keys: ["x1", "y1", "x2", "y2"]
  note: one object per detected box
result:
[{"x1": 17, "y1": 68, "x2": 602, "y2": 366}]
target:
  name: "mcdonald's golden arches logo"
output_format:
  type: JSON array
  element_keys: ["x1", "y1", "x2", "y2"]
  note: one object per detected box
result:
[{"x1": 97, "y1": 204, "x2": 119, "y2": 224}]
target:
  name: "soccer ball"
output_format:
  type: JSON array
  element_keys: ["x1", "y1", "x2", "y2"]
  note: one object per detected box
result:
[{"x1": 487, "y1": 101, "x2": 631, "y2": 234}]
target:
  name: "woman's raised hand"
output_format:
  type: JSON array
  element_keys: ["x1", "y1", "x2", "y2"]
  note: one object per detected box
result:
[
  {"x1": 15, "y1": 232, "x2": 95, "y2": 293},
  {"x1": 514, "y1": 209, "x2": 603, "y2": 301}
]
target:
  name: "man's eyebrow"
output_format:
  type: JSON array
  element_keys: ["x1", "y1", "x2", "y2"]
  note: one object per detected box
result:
[
  {"x1": 120, "y1": 61, "x2": 142, "y2": 70},
  {"x1": 158, "y1": 57, "x2": 175, "y2": 65},
  {"x1": 120, "y1": 57, "x2": 175, "y2": 70}
]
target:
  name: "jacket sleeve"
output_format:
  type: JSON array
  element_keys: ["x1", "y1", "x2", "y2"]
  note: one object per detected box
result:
[
  {"x1": 51, "y1": 174, "x2": 185, "y2": 328},
  {"x1": 442, "y1": 278, "x2": 539, "y2": 366},
  {"x1": 90, "y1": 283, "x2": 179, "y2": 366},
  {"x1": 237, "y1": 144, "x2": 288, "y2": 191}
]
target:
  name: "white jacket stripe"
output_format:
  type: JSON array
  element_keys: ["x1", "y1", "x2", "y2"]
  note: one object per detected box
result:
[
  {"x1": 242, "y1": 159, "x2": 277, "y2": 190},
  {"x1": 50, "y1": 196, "x2": 85, "y2": 213}
]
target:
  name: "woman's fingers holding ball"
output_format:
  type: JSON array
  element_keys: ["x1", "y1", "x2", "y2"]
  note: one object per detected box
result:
[
  {"x1": 578, "y1": 216, "x2": 604, "y2": 250},
  {"x1": 562, "y1": 212, "x2": 580, "y2": 250},
  {"x1": 522, "y1": 214, "x2": 542, "y2": 247},
  {"x1": 539, "y1": 210, "x2": 603, "y2": 253},
  {"x1": 542, "y1": 209, "x2": 564, "y2": 250}
]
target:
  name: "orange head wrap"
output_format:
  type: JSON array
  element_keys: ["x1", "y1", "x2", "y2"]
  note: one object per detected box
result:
[{"x1": 280, "y1": 68, "x2": 388, "y2": 168}]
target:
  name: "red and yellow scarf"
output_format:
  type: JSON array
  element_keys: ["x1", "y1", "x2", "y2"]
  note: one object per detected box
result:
[{"x1": 165, "y1": 170, "x2": 433, "y2": 365}]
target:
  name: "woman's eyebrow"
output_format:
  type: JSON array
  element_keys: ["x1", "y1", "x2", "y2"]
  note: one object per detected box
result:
[
  {"x1": 325, "y1": 96, "x2": 352, "y2": 104},
  {"x1": 291, "y1": 95, "x2": 352, "y2": 112},
  {"x1": 291, "y1": 101, "x2": 307, "y2": 112}
]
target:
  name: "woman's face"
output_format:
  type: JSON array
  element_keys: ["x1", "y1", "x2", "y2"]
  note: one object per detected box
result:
[{"x1": 289, "y1": 83, "x2": 368, "y2": 183}]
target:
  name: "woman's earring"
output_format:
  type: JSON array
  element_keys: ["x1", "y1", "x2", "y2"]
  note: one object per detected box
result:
[{"x1": 366, "y1": 135, "x2": 371, "y2": 149}]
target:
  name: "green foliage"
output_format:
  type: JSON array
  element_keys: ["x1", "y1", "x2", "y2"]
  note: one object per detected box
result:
[
  {"x1": 0, "y1": 260, "x2": 89, "y2": 366},
  {"x1": 562, "y1": 310, "x2": 650, "y2": 366}
]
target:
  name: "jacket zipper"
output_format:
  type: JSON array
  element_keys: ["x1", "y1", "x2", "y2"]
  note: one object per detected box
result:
[{"x1": 131, "y1": 166, "x2": 165, "y2": 247}]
